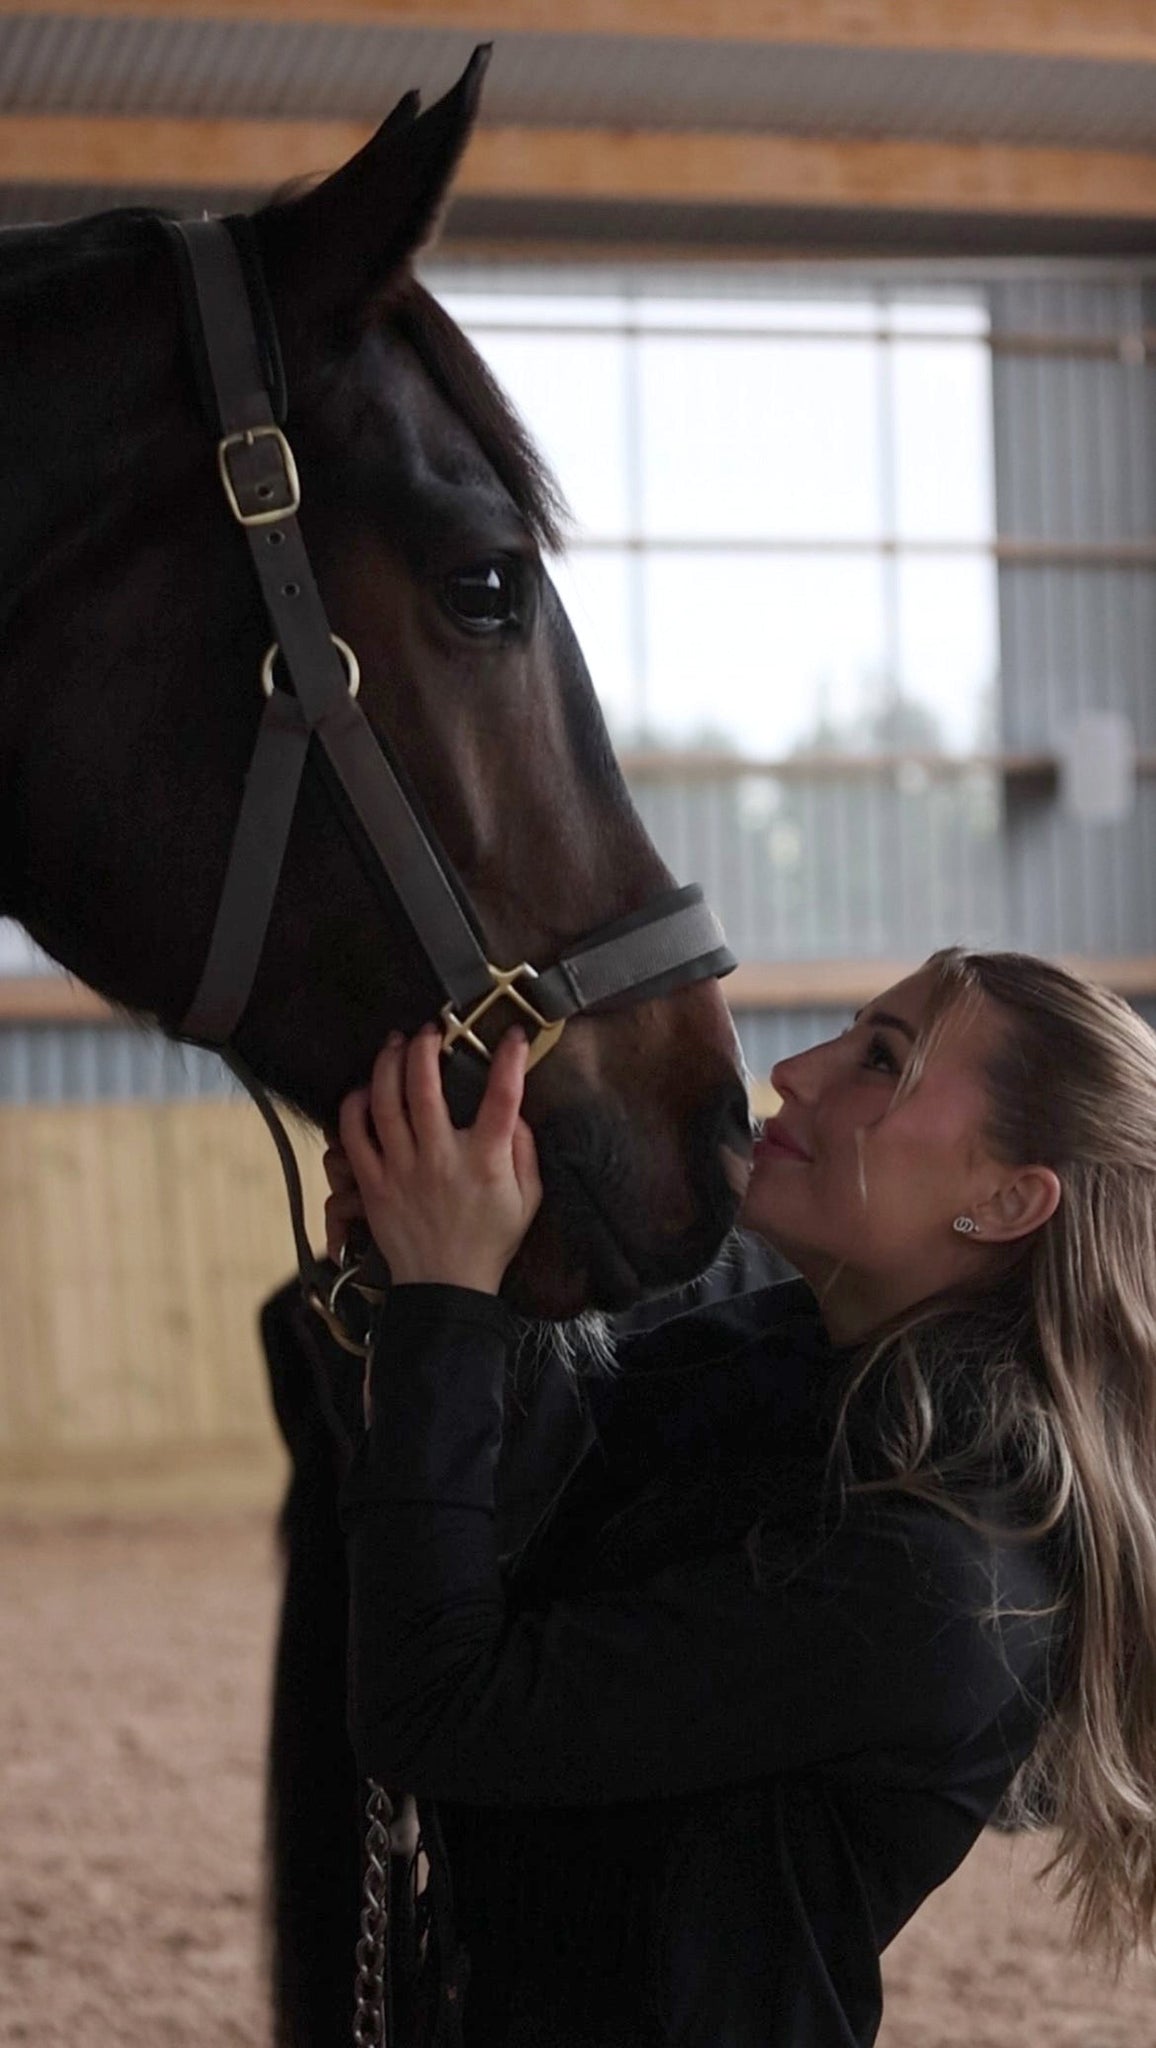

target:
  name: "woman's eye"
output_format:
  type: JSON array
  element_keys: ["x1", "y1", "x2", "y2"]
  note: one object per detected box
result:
[
  {"x1": 442, "y1": 561, "x2": 518, "y2": 634},
  {"x1": 863, "y1": 1032, "x2": 901, "y2": 1077}
]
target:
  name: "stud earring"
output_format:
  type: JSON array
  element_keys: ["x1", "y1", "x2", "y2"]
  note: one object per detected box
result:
[{"x1": 952, "y1": 1215, "x2": 981, "y2": 1236}]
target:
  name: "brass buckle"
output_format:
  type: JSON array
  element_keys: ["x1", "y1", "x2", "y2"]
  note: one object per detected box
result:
[
  {"x1": 217, "y1": 424, "x2": 301, "y2": 527},
  {"x1": 441, "y1": 963, "x2": 566, "y2": 1072}
]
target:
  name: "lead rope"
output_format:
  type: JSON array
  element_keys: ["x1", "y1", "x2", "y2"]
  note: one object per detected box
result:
[
  {"x1": 213, "y1": 1059, "x2": 399, "y2": 2039},
  {"x1": 354, "y1": 1781, "x2": 395, "y2": 2046},
  {"x1": 220, "y1": 1046, "x2": 384, "y2": 1358}
]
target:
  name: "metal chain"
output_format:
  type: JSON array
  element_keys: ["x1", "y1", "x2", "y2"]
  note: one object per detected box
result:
[{"x1": 353, "y1": 1780, "x2": 394, "y2": 2047}]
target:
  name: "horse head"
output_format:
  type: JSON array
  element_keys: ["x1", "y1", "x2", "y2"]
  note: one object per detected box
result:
[{"x1": 0, "y1": 50, "x2": 751, "y2": 1320}]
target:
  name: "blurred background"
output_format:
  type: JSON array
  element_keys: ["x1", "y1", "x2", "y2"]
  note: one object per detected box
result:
[
  {"x1": 5, "y1": 10, "x2": 1156, "y2": 2044},
  {"x1": 9, "y1": 0, "x2": 1156, "y2": 1514}
]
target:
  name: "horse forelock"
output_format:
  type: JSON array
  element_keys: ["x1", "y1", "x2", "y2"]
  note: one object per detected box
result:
[
  {"x1": 290, "y1": 265, "x2": 629, "y2": 826},
  {"x1": 385, "y1": 275, "x2": 569, "y2": 556},
  {"x1": 0, "y1": 208, "x2": 566, "y2": 556}
]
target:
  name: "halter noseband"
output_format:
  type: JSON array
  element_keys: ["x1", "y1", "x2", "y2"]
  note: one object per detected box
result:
[{"x1": 165, "y1": 215, "x2": 736, "y2": 1352}]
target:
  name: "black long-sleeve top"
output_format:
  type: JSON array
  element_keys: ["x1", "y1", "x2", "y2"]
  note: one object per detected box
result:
[{"x1": 334, "y1": 1276, "x2": 1060, "y2": 2047}]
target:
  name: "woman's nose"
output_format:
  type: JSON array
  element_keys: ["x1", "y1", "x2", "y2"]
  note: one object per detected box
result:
[
  {"x1": 770, "y1": 1052, "x2": 801, "y2": 1099},
  {"x1": 771, "y1": 1042, "x2": 824, "y2": 1102}
]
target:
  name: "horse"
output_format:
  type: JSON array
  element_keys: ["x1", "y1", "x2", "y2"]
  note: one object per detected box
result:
[
  {"x1": 1, "y1": 46, "x2": 754, "y2": 2044},
  {"x1": 0, "y1": 50, "x2": 749, "y2": 1327}
]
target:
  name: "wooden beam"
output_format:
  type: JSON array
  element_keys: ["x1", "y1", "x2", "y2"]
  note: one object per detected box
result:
[
  {"x1": 0, "y1": 1, "x2": 1152, "y2": 69},
  {"x1": 619, "y1": 750, "x2": 1063, "y2": 783},
  {"x1": 6, "y1": 116, "x2": 1156, "y2": 221},
  {"x1": 619, "y1": 750, "x2": 1156, "y2": 785},
  {"x1": 0, "y1": 977, "x2": 116, "y2": 1023},
  {"x1": 727, "y1": 957, "x2": 1156, "y2": 1007},
  {"x1": 0, "y1": 115, "x2": 354, "y2": 191},
  {"x1": 472, "y1": 131, "x2": 1156, "y2": 218},
  {"x1": 5, "y1": 957, "x2": 1156, "y2": 1026},
  {"x1": 727, "y1": 960, "x2": 915, "y2": 1008}
]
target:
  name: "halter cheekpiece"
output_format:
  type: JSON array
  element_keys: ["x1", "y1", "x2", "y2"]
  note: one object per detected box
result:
[{"x1": 163, "y1": 213, "x2": 737, "y2": 1355}]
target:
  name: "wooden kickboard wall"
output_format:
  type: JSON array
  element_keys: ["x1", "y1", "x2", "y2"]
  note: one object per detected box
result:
[
  {"x1": 0, "y1": 1089, "x2": 781, "y2": 1513},
  {"x1": 0, "y1": 1101, "x2": 330, "y2": 1513}
]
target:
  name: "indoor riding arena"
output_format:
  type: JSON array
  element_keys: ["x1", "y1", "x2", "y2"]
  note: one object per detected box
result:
[{"x1": 5, "y1": 5, "x2": 1156, "y2": 2045}]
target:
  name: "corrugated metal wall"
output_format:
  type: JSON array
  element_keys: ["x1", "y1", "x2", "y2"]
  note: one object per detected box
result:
[
  {"x1": 992, "y1": 277, "x2": 1156, "y2": 957},
  {"x1": 632, "y1": 768, "x2": 1001, "y2": 966},
  {"x1": 4, "y1": 261, "x2": 1156, "y2": 1104},
  {"x1": 0, "y1": 1012, "x2": 812, "y2": 1101},
  {"x1": 0, "y1": 1025, "x2": 234, "y2": 1104}
]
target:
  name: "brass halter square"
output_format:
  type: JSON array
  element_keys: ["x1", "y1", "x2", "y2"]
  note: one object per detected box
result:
[{"x1": 440, "y1": 962, "x2": 566, "y2": 1071}]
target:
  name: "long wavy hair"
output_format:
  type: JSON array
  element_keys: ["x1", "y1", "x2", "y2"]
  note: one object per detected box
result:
[{"x1": 829, "y1": 947, "x2": 1156, "y2": 1965}]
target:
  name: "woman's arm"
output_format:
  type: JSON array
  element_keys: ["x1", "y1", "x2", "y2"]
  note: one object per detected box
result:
[{"x1": 341, "y1": 1282, "x2": 1054, "y2": 1807}]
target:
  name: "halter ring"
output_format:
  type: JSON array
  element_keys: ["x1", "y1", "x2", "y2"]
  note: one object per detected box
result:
[
  {"x1": 261, "y1": 634, "x2": 360, "y2": 700},
  {"x1": 303, "y1": 1255, "x2": 387, "y2": 1362},
  {"x1": 304, "y1": 1283, "x2": 373, "y2": 1358}
]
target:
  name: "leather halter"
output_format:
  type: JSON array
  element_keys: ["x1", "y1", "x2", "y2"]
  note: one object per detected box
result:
[{"x1": 165, "y1": 215, "x2": 737, "y2": 1349}]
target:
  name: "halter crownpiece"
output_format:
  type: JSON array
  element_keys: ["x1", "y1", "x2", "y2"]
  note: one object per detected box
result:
[{"x1": 165, "y1": 213, "x2": 737, "y2": 1348}]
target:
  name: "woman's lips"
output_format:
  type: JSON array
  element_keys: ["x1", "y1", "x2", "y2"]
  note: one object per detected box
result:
[{"x1": 754, "y1": 1121, "x2": 812, "y2": 1163}]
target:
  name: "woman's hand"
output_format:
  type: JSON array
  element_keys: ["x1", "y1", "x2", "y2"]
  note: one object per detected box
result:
[
  {"x1": 321, "y1": 1132, "x2": 367, "y2": 1265},
  {"x1": 334, "y1": 1023, "x2": 543, "y2": 1294}
]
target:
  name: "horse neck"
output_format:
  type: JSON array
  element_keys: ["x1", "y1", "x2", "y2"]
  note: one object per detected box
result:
[
  {"x1": 0, "y1": 225, "x2": 174, "y2": 911},
  {"x1": 1, "y1": 227, "x2": 165, "y2": 596}
]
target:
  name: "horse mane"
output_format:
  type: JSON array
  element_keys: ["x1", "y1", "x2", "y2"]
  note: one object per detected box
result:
[
  {"x1": 0, "y1": 208, "x2": 568, "y2": 559},
  {"x1": 388, "y1": 274, "x2": 569, "y2": 556},
  {"x1": 0, "y1": 207, "x2": 162, "y2": 296}
]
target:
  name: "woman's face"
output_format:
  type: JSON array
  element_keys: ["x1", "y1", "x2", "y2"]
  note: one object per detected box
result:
[{"x1": 740, "y1": 966, "x2": 1008, "y2": 1328}]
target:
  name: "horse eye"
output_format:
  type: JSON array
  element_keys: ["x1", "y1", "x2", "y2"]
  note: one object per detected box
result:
[{"x1": 442, "y1": 561, "x2": 518, "y2": 634}]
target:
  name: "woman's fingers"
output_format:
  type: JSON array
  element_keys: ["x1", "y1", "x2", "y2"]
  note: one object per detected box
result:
[
  {"x1": 332, "y1": 1022, "x2": 541, "y2": 1289},
  {"x1": 324, "y1": 1189, "x2": 365, "y2": 1262},
  {"x1": 472, "y1": 1028, "x2": 530, "y2": 1157},
  {"x1": 511, "y1": 1116, "x2": 543, "y2": 1211},
  {"x1": 322, "y1": 1143, "x2": 358, "y2": 1197},
  {"x1": 404, "y1": 1024, "x2": 454, "y2": 1153},
  {"x1": 367, "y1": 1033, "x2": 416, "y2": 1170},
  {"x1": 338, "y1": 1085, "x2": 386, "y2": 1186}
]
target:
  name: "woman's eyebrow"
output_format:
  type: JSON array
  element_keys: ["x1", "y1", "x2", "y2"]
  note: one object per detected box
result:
[{"x1": 854, "y1": 1007, "x2": 918, "y2": 1042}]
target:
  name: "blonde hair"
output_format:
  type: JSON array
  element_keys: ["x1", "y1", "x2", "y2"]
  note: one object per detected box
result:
[{"x1": 832, "y1": 948, "x2": 1156, "y2": 1965}]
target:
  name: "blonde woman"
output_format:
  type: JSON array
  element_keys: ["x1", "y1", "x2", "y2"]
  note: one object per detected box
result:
[{"x1": 314, "y1": 948, "x2": 1156, "y2": 2046}]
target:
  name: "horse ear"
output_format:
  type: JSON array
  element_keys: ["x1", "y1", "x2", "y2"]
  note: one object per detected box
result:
[{"x1": 260, "y1": 45, "x2": 491, "y2": 324}]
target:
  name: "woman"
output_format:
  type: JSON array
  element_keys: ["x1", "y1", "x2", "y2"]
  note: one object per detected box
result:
[{"x1": 317, "y1": 947, "x2": 1156, "y2": 2046}]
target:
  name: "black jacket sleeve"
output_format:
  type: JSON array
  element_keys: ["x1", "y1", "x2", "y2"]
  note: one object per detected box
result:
[{"x1": 339, "y1": 1285, "x2": 1054, "y2": 1808}]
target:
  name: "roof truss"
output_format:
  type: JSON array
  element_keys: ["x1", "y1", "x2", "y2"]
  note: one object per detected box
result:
[
  {"x1": 6, "y1": 116, "x2": 1156, "y2": 222},
  {"x1": 0, "y1": 0, "x2": 1152, "y2": 67}
]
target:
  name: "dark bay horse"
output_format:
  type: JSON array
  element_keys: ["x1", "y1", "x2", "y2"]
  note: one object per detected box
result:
[
  {"x1": 0, "y1": 51, "x2": 750, "y2": 1329},
  {"x1": 1, "y1": 49, "x2": 757, "y2": 2042}
]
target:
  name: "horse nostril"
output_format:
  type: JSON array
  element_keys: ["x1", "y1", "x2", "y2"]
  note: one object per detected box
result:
[
  {"x1": 701, "y1": 1082, "x2": 755, "y2": 1223},
  {"x1": 717, "y1": 1083, "x2": 754, "y2": 1161}
]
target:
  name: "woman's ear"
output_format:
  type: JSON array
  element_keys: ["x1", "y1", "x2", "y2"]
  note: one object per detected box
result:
[{"x1": 976, "y1": 1165, "x2": 1062, "y2": 1244}]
